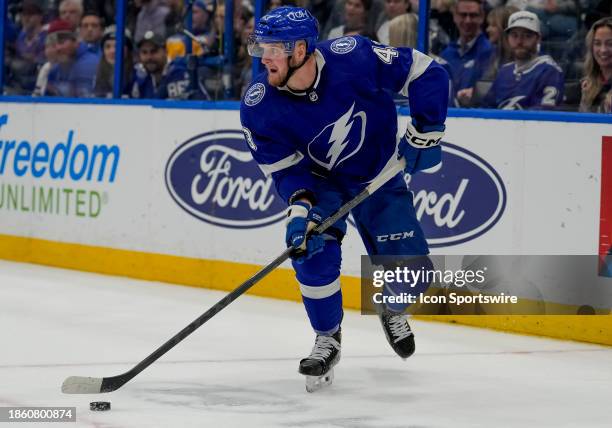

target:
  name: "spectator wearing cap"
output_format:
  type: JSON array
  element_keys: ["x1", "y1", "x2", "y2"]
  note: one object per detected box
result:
[
  {"x1": 579, "y1": 17, "x2": 612, "y2": 113},
  {"x1": 44, "y1": 18, "x2": 99, "y2": 97},
  {"x1": 79, "y1": 11, "x2": 104, "y2": 56},
  {"x1": 59, "y1": 0, "x2": 83, "y2": 30},
  {"x1": 134, "y1": 0, "x2": 170, "y2": 44},
  {"x1": 131, "y1": 30, "x2": 209, "y2": 100},
  {"x1": 131, "y1": 30, "x2": 168, "y2": 98},
  {"x1": 10, "y1": 1, "x2": 46, "y2": 93},
  {"x1": 481, "y1": 11, "x2": 564, "y2": 110},
  {"x1": 441, "y1": 0, "x2": 493, "y2": 106},
  {"x1": 94, "y1": 25, "x2": 134, "y2": 98},
  {"x1": 506, "y1": 0, "x2": 578, "y2": 42}
]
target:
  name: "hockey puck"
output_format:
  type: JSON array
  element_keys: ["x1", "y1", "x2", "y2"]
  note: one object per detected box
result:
[{"x1": 90, "y1": 401, "x2": 111, "y2": 411}]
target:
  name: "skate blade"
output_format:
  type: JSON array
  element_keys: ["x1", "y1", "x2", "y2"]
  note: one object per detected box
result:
[{"x1": 305, "y1": 369, "x2": 334, "y2": 393}]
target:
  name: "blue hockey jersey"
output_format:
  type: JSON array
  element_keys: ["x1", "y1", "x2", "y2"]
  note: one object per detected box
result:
[
  {"x1": 441, "y1": 32, "x2": 493, "y2": 101},
  {"x1": 130, "y1": 57, "x2": 209, "y2": 100},
  {"x1": 240, "y1": 36, "x2": 449, "y2": 204},
  {"x1": 481, "y1": 55, "x2": 564, "y2": 110}
]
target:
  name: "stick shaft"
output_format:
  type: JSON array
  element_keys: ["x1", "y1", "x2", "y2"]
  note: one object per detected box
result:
[{"x1": 97, "y1": 158, "x2": 406, "y2": 392}]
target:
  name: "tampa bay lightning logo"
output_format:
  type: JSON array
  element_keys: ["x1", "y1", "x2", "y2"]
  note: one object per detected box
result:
[
  {"x1": 244, "y1": 83, "x2": 265, "y2": 106},
  {"x1": 330, "y1": 37, "x2": 357, "y2": 54},
  {"x1": 498, "y1": 95, "x2": 527, "y2": 110},
  {"x1": 307, "y1": 102, "x2": 366, "y2": 170}
]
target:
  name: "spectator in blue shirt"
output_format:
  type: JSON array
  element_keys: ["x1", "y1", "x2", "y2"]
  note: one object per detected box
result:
[
  {"x1": 440, "y1": 0, "x2": 493, "y2": 106},
  {"x1": 45, "y1": 19, "x2": 99, "y2": 97},
  {"x1": 79, "y1": 11, "x2": 104, "y2": 57},
  {"x1": 130, "y1": 30, "x2": 168, "y2": 99}
]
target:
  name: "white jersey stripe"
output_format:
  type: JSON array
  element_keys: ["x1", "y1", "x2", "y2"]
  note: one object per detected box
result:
[
  {"x1": 258, "y1": 151, "x2": 304, "y2": 176},
  {"x1": 400, "y1": 50, "x2": 433, "y2": 97}
]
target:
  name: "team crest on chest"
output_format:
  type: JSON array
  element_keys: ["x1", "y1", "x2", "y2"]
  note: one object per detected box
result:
[
  {"x1": 307, "y1": 102, "x2": 367, "y2": 170},
  {"x1": 330, "y1": 37, "x2": 357, "y2": 54},
  {"x1": 244, "y1": 83, "x2": 266, "y2": 106}
]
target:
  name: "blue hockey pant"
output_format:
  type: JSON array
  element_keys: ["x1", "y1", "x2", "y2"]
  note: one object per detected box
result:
[{"x1": 293, "y1": 173, "x2": 430, "y2": 334}]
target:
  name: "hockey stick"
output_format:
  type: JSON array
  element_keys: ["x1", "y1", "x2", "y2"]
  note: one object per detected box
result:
[{"x1": 61, "y1": 157, "x2": 407, "y2": 394}]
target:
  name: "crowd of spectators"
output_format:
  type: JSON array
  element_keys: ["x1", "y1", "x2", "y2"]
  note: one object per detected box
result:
[{"x1": 2, "y1": 0, "x2": 611, "y2": 112}]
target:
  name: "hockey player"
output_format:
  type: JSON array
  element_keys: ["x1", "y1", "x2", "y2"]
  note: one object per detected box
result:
[
  {"x1": 240, "y1": 7, "x2": 448, "y2": 391},
  {"x1": 481, "y1": 11, "x2": 564, "y2": 110}
]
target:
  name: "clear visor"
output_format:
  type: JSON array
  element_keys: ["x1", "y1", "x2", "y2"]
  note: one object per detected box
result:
[{"x1": 247, "y1": 35, "x2": 296, "y2": 59}]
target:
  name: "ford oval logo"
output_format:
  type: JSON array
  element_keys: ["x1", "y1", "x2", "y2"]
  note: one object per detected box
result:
[
  {"x1": 165, "y1": 130, "x2": 286, "y2": 228},
  {"x1": 408, "y1": 142, "x2": 506, "y2": 247}
]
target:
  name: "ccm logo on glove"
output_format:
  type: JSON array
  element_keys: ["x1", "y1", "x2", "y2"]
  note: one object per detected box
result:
[{"x1": 405, "y1": 121, "x2": 444, "y2": 148}]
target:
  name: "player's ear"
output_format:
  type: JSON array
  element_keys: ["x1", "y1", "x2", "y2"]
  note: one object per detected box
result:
[{"x1": 296, "y1": 40, "x2": 307, "y2": 60}]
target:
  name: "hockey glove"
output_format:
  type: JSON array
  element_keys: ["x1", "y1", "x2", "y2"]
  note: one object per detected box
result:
[
  {"x1": 399, "y1": 121, "x2": 445, "y2": 174},
  {"x1": 285, "y1": 201, "x2": 325, "y2": 264}
]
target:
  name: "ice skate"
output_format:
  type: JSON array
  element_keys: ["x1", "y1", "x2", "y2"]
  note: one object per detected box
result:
[
  {"x1": 299, "y1": 329, "x2": 341, "y2": 392},
  {"x1": 379, "y1": 310, "x2": 415, "y2": 359}
]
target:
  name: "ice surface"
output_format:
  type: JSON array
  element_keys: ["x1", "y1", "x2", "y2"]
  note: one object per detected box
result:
[{"x1": 0, "y1": 260, "x2": 610, "y2": 427}]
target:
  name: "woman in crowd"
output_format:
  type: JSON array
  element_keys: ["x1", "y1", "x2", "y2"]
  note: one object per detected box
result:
[
  {"x1": 94, "y1": 26, "x2": 134, "y2": 98},
  {"x1": 482, "y1": 5, "x2": 518, "y2": 80},
  {"x1": 580, "y1": 17, "x2": 612, "y2": 113}
]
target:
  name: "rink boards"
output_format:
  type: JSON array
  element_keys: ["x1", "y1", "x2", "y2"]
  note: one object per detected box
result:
[{"x1": 0, "y1": 100, "x2": 610, "y2": 345}]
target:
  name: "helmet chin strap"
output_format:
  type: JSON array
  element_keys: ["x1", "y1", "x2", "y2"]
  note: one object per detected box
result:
[{"x1": 280, "y1": 53, "x2": 310, "y2": 88}]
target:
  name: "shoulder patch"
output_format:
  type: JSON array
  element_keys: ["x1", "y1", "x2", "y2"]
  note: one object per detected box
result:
[
  {"x1": 244, "y1": 83, "x2": 266, "y2": 106},
  {"x1": 243, "y1": 127, "x2": 257, "y2": 151},
  {"x1": 330, "y1": 37, "x2": 357, "y2": 54}
]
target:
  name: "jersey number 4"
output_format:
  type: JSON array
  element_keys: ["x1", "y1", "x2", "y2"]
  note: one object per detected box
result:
[{"x1": 372, "y1": 45, "x2": 399, "y2": 64}]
